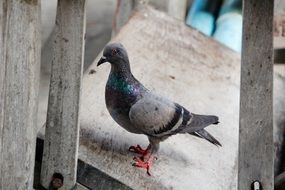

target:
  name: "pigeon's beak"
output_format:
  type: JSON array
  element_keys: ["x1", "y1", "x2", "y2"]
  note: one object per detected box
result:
[{"x1": 97, "y1": 56, "x2": 107, "y2": 66}]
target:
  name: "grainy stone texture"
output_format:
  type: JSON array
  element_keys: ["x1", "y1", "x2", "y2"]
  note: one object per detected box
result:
[
  {"x1": 40, "y1": 0, "x2": 86, "y2": 189},
  {"x1": 80, "y1": 6, "x2": 240, "y2": 190},
  {"x1": 239, "y1": 1, "x2": 274, "y2": 190},
  {"x1": 0, "y1": 0, "x2": 41, "y2": 189}
]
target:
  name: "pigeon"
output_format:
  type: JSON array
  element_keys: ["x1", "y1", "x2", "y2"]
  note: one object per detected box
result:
[{"x1": 97, "y1": 43, "x2": 221, "y2": 175}]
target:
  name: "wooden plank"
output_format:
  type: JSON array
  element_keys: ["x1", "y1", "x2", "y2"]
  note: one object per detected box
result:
[
  {"x1": 238, "y1": 1, "x2": 274, "y2": 190},
  {"x1": 40, "y1": 0, "x2": 86, "y2": 189},
  {"x1": 0, "y1": 0, "x2": 41, "y2": 189},
  {"x1": 80, "y1": 6, "x2": 240, "y2": 190}
]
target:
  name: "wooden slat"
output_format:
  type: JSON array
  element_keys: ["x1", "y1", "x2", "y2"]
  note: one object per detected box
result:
[
  {"x1": 238, "y1": 1, "x2": 274, "y2": 190},
  {"x1": 0, "y1": 0, "x2": 41, "y2": 189},
  {"x1": 40, "y1": 0, "x2": 86, "y2": 189}
]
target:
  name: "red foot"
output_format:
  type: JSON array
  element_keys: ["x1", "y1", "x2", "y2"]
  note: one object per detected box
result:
[
  {"x1": 132, "y1": 156, "x2": 157, "y2": 176},
  {"x1": 132, "y1": 157, "x2": 152, "y2": 176},
  {"x1": 129, "y1": 145, "x2": 149, "y2": 157}
]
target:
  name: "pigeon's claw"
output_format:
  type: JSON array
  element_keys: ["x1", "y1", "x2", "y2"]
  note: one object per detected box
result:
[
  {"x1": 132, "y1": 157, "x2": 152, "y2": 176},
  {"x1": 129, "y1": 144, "x2": 149, "y2": 156}
]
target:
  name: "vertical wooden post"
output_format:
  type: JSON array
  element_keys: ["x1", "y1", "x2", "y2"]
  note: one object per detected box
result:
[
  {"x1": 239, "y1": 1, "x2": 274, "y2": 190},
  {"x1": 40, "y1": 0, "x2": 86, "y2": 189},
  {"x1": 0, "y1": 0, "x2": 41, "y2": 189}
]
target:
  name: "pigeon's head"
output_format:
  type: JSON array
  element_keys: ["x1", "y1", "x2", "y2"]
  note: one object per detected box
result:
[{"x1": 97, "y1": 43, "x2": 129, "y2": 66}]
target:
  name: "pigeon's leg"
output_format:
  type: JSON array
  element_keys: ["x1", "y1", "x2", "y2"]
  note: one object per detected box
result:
[
  {"x1": 132, "y1": 137, "x2": 160, "y2": 176},
  {"x1": 128, "y1": 144, "x2": 149, "y2": 157}
]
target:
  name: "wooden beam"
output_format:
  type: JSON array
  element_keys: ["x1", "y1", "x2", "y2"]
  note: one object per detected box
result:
[
  {"x1": 238, "y1": 1, "x2": 274, "y2": 190},
  {"x1": 40, "y1": 0, "x2": 86, "y2": 189},
  {"x1": 0, "y1": 0, "x2": 41, "y2": 189}
]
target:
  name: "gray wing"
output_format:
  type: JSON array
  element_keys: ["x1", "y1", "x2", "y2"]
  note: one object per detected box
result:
[
  {"x1": 129, "y1": 93, "x2": 185, "y2": 137},
  {"x1": 129, "y1": 93, "x2": 220, "y2": 140}
]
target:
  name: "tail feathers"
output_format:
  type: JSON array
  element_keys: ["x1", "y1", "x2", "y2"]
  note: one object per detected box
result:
[
  {"x1": 190, "y1": 129, "x2": 222, "y2": 147},
  {"x1": 186, "y1": 114, "x2": 219, "y2": 132}
]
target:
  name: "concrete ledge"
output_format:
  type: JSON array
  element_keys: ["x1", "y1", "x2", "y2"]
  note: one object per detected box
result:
[{"x1": 79, "y1": 6, "x2": 240, "y2": 190}]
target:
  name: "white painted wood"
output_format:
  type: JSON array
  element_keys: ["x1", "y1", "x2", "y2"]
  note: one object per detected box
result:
[
  {"x1": 80, "y1": 6, "x2": 240, "y2": 190},
  {"x1": 238, "y1": 1, "x2": 274, "y2": 190},
  {"x1": 40, "y1": 0, "x2": 86, "y2": 189},
  {"x1": 0, "y1": 0, "x2": 41, "y2": 189}
]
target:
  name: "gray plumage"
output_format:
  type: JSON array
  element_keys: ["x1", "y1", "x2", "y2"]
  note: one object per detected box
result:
[{"x1": 97, "y1": 43, "x2": 221, "y2": 158}]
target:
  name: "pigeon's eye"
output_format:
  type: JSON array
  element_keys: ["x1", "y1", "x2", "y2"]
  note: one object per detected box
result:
[{"x1": 111, "y1": 49, "x2": 118, "y2": 56}]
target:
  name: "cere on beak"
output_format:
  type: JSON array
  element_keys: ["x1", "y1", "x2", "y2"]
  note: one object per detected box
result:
[{"x1": 97, "y1": 56, "x2": 107, "y2": 66}]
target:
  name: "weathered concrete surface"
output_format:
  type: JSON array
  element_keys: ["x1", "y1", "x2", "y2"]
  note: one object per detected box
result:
[
  {"x1": 79, "y1": 6, "x2": 240, "y2": 190},
  {"x1": 78, "y1": 6, "x2": 285, "y2": 190}
]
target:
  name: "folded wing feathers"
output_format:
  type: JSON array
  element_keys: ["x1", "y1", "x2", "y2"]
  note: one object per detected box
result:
[
  {"x1": 129, "y1": 93, "x2": 220, "y2": 143},
  {"x1": 153, "y1": 104, "x2": 184, "y2": 136}
]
